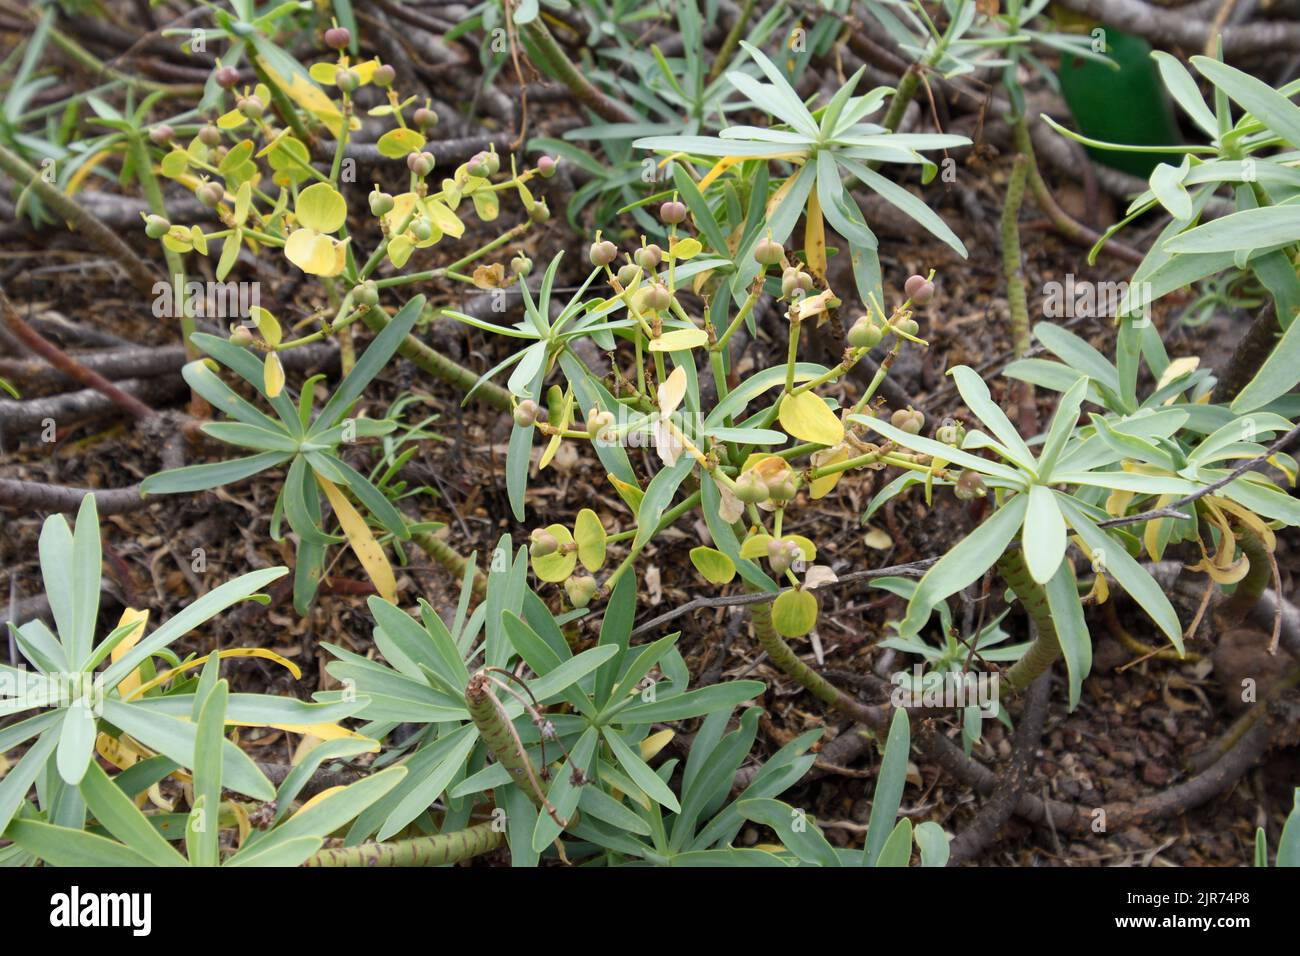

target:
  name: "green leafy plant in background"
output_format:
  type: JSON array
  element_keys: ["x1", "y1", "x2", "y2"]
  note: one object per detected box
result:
[{"x1": 1046, "y1": 49, "x2": 1300, "y2": 410}]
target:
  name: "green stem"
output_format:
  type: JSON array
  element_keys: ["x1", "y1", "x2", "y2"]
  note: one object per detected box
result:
[
  {"x1": 997, "y1": 549, "x2": 1061, "y2": 695},
  {"x1": 412, "y1": 530, "x2": 489, "y2": 602},
  {"x1": 748, "y1": 598, "x2": 882, "y2": 727},
  {"x1": 360, "y1": 307, "x2": 511, "y2": 410},
  {"x1": 1000, "y1": 154, "x2": 1031, "y2": 362},
  {"x1": 520, "y1": 20, "x2": 636, "y2": 124},
  {"x1": 303, "y1": 822, "x2": 503, "y2": 866},
  {"x1": 708, "y1": 0, "x2": 755, "y2": 83},
  {"x1": 465, "y1": 672, "x2": 548, "y2": 808}
]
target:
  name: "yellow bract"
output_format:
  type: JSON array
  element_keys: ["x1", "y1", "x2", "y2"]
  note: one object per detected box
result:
[
  {"x1": 778, "y1": 391, "x2": 844, "y2": 446},
  {"x1": 284, "y1": 183, "x2": 350, "y2": 276},
  {"x1": 649, "y1": 328, "x2": 708, "y2": 352},
  {"x1": 532, "y1": 524, "x2": 577, "y2": 582},
  {"x1": 285, "y1": 229, "x2": 348, "y2": 276},
  {"x1": 263, "y1": 352, "x2": 285, "y2": 398},
  {"x1": 296, "y1": 183, "x2": 348, "y2": 233}
]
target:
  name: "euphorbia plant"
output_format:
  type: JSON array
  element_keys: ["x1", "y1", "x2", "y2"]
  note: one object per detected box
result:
[{"x1": 0, "y1": 497, "x2": 366, "y2": 840}]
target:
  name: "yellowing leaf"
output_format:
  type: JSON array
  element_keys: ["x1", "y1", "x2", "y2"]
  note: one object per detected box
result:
[
  {"x1": 296, "y1": 182, "x2": 348, "y2": 233},
  {"x1": 690, "y1": 546, "x2": 736, "y2": 584},
  {"x1": 779, "y1": 391, "x2": 843, "y2": 445},
  {"x1": 263, "y1": 352, "x2": 285, "y2": 397},
  {"x1": 739, "y1": 534, "x2": 773, "y2": 559},
  {"x1": 317, "y1": 475, "x2": 398, "y2": 602},
  {"x1": 109, "y1": 608, "x2": 149, "y2": 699},
  {"x1": 772, "y1": 589, "x2": 818, "y2": 637},
  {"x1": 650, "y1": 328, "x2": 708, "y2": 352},
  {"x1": 640, "y1": 729, "x2": 675, "y2": 762},
  {"x1": 608, "y1": 473, "x2": 644, "y2": 511}
]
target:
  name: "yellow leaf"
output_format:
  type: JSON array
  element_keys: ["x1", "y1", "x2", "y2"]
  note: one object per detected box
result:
[
  {"x1": 809, "y1": 445, "x2": 849, "y2": 499},
  {"x1": 649, "y1": 328, "x2": 708, "y2": 352},
  {"x1": 109, "y1": 608, "x2": 149, "y2": 699},
  {"x1": 127, "y1": 647, "x2": 303, "y2": 701},
  {"x1": 804, "y1": 189, "x2": 826, "y2": 282},
  {"x1": 317, "y1": 475, "x2": 398, "y2": 602},
  {"x1": 263, "y1": 352, "x2": 285, "y2": 397},
  {"x1": 779, "y1": 391, "x2": 843, "y2": 445},
  {"x1": 285, "y1": 229, "x2": 348, "y2": 276},
  {"x1": 640, "y1": 729, "x2": 675, "y2": 761}
]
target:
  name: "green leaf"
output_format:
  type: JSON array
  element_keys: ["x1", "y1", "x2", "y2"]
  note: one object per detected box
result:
[
  {"x1": 532, "y1": 726, "x2": 598, "y2": 851},
  {"x1": 1045, "y1": 561, "x2": 1091, "y2": 712},
  {"x1": 1232, "y1": 313, "x2": 1300, "y2": 412},
  {"x1": 914, "y1": 820, "x2": 950, "y2": 867},
  {"x1": 771, "y1": 589, "x2": 818, "y2": 637},
  {"x1": 1152, "y1": 52, "x2": 1219, "y2": 139},
  {"x1": 68, "y1": 495, "x2": 101, "y2": 665},
  {"x1": 249, "y1": 765, "x2": 408, "y2": 859},
  {"x1": 1023, "y1": 484, "x2": 1067, "y2": 585},
  {"x1": 314, "y1": 295, "x2": 426, "y2": 431},
  {"x1": 602, "y1": 726, "x2": 680, "y2": 812},
  {"x1": 737, "y1": 798, "x2": 839, "y2": 867},
  {"x1": 5, "y1": 818, "x2": 154, "y2": 867},
  {"x1": 899, "y1": 495, "x2": 1029, "y2": 637},
  {"x1": 949, "y1": 366, "x2": 1037, "y2": 472},
  {"x1": 100, "y1": 699, "x2": 273, "y2": 801},
  {"x1": 79, "y1": 761, "x2": 187, "y2": 866},
  {"x1": 863, "y1": 707, "x2": 910, "y2": 866},
  {"x1": 55, "y1": 703, "x2": 96, "y2": 786},
  {"x1": 140, "y1": 450, "x2": 290, "y2": 495},
  {"x1": 874, "y1": 818, "x2": 913, "y2": 866},
  {"x1": 1165, "y1": 205, "x2": 1300, "y2": 254},
  {"x1": 613, "y1": 681, "x2": 764, "y2": 724},
  {"x1": 1192, "y1": 56, "x2": 1300, "y2": 147}
]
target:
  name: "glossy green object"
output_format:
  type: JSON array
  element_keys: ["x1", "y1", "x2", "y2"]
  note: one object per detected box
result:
[{"x1": 1057, "y1": 29, "x2": 1181, "y2": 178}]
